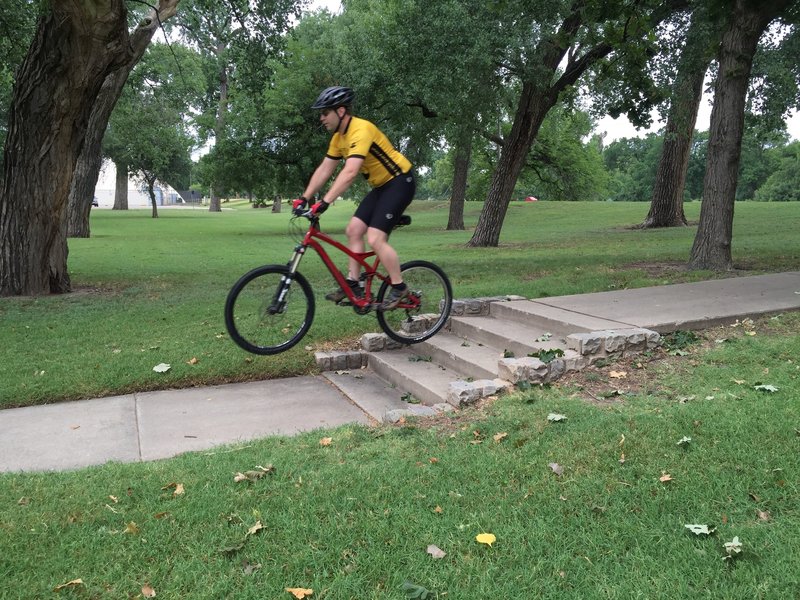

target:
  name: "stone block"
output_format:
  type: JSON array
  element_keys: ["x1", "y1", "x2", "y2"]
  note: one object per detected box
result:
[
  {"x1": 465, "y1": 299, "x2": 484, "y2": 315},
  {"x1": 562, "y1": 350, "x2": 589, "y2": 372},
  {"x1": 406, "y1": 405, "x2": 438, "y2": 417},
  {"x1": 449, "y1": 300, "x2": 466, "y2": 316},
  {"x1": 346, "y1": 352, "x2": 366, "y2": 369},
  {"x1": 602, "y1": 330, "x2": 628, "y2": 353},
  {"x1": 383, "y1": 409, "x2": 413, "y2": 423},
  {"x1": 567, "y1": 333, "x2": 603, "y2": 355},
  {"x1": 329, "y1": 351, "x2": 350, "y2": 371},
  {"x1": 497, "y1": 357, "x2": 547, "y2": 384},
  {"x1": 447, "y1": 381, "x2": 482, "y2": 407},
  {"x1": 546, "y1": 358, "x2": 566, "y2": 382},
  {"x1": 361, "y1": 333, "x2": 385, "y2": 352},
  {"x1": 314, "y1": 352, "x2": 333, "y2": 371}
]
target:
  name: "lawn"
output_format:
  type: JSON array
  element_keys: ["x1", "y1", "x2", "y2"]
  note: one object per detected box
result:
[
  {"x1": 1, "y1": 201, "x2": 799, "y2": 598},
  {"x1": 1, "y1": 312, "x2": 798, "y2": 598},
  {"x1": 1, "y1": 200, "x2": 799, "y2": 409}
]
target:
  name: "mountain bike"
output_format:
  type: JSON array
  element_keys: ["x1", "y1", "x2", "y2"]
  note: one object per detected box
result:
[{"x1": 224, "y1": 211, "x2": 452, "y2": 355}]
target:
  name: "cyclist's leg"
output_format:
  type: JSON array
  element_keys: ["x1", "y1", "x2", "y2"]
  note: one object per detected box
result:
[
  {"x1": 366, "y1": 172, "x2": 415, "y2": 285},
  {"x1": 345, "y1": 216, "x2": 368, "y2": 280}
]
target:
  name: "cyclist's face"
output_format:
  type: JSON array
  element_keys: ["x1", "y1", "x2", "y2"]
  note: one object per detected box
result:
[{"x1": 319, "y1": 107, "x2": 343, "y2": 132}]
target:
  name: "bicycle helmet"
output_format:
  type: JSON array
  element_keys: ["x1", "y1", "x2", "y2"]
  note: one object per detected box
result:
[{"x1": 311, "y1": 86, "x2": 355, "y2": 109}]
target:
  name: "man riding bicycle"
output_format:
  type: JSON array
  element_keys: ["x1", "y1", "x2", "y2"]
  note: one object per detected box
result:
[{"x1": 293, "y1": 86, "x2": 416, "y2": 310}]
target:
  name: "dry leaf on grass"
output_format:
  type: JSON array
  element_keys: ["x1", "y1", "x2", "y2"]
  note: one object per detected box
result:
[
  {"x1": 233, "y1": 465, "x2": 275, "y2": 483},
  {"x1": 161, "y1": 482, "x2": 185, "y2": 497},
  {"x1": 609, "y1": 371, "x2": 627, "y2": 379},
  {"x1": 549, "y1": 462, "x2": 564, "y2": 476},
  {"x1": 319, "y1": 437, "x2": 333, "y2": 446},
  {"x1": 247, "y1": 520, "x2": 264, "y2": 536},
  {"x1": 53, "y1": 579, "x2": 83, "y2": 592},
  {"x1": 659, "y1": 473, "x2": 673, "y2": 483},
  {"x1": 426, "y1": 544, "x2": 446, "y2": 559},
  {"x1": 141, "y1": 584, "x2": 157, "y2": 597},
  {"x1": 286, "y1": 587, "x2": 313, "y2": 599},
  {"x1": 123, "y1": 521, "x2": 140, "y2": 535},
  {"x1": 476, "y1": 533, "x2": 496, "y2": 547},
  {"x1": 493, "y1": 432, "x2": 508, "y2": 442}
]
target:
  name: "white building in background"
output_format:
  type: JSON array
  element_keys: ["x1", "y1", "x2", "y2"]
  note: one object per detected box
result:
[{"x1": 93, "y1": 159, "x2": 193, "y2": 208}]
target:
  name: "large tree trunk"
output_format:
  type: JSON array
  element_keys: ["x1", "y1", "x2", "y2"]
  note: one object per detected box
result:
[
  {"x1": 468, "y1": 82, "x2": 556, "y2": 247},
  {"x1": 0, "y1": 2, "x2": 130, "y2": 296},
  {"x1": 113, "y1": 161, "x2": 129, "y2": 210},
  {"x1": 689, "y1": 0, "x2": 790, "y2": 271},
  {"x1": 209, "y1": 61, "x2": 229, "y2": 213},
  {"x1": 641, "y1": 13, "x2": 715, "y2": 229},
  {"x1": 147, "y1": 179, "x2": 160, "y2": 219},
  {"x1": 447, "y1": 129, "x2": 472, "y2": 231},
  {"x1": 66, "y1": 0, "x2": 181, "y2": 238}
]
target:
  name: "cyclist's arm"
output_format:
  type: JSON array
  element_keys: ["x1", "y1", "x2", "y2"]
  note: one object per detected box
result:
[
  {"x1": 321, "y1": 156, "x2": 364, "y2": 204},
  {"x1": 302, "y1": 157, "x2": 339, "y2": 200}
]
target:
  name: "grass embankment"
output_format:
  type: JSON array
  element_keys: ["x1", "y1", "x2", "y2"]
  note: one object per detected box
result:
[
  {"x1": 1, "y1": 313, "x2": 799, "y2": 598},
  {"x1": 1, "y1": 200, "x2": 799, "y2": 408}
]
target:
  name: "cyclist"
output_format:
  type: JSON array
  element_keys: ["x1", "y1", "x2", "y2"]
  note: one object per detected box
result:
[{"x1": 293, "y1": 86, "x2": 415, "y2": 310}]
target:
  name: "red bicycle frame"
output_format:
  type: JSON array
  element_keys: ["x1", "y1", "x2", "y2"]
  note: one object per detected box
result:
[{"x1": 287, "y1": 218, "x2": 418, "y2": 310}]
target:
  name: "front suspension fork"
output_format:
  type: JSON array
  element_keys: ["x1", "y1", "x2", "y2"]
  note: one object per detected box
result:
[{"x1": 269, "y1": 244, "x2": 306, "y2": 314}]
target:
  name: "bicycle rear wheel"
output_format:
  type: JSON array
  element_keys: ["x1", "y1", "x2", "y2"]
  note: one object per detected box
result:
[
  {"x1": 224, "y1": 265, "x2": 315, "y2": 355},
  {"x1": 376, "y1": 260, "x2": 452, "y2": 344}
]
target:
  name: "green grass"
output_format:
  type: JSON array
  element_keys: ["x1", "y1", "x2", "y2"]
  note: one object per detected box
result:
[
  {"x1": 2, "y1": 314, "x2": 799, "y2": 598},
  {"x1": 1, "y1": 200, "x2": 800, "y2": 408}
]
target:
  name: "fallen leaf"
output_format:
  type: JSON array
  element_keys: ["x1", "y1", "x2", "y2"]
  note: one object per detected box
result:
[
  {"x1": 426, "y1": 544, "x2": 446, "y2": 559},
  {"x1": 152, "y1": 363, "x2": 171, "y2": 373},
  {"x1": 659, "y1": 473, "x2": 673, "y2": 483},
  {"x1": 754, "y1": 384, "x2": 778, "y2": 393},
  {"x1": 723, "y1": 536, "x2": 743, "y2": 560},
  {"x1": 153, "y1": 512, "x2": 170, "y2": 519},
  {"x1": 609, "y1": 371, "x2": 627, "y2": 379},
  {"x1": 677, "y1": 436, "x2": 692, "y2": 447},
  {"x1": 493, "y1": 432, "x2": 508, "y2": 442},
  {"x1": 619, "y1": 434, "x2": 625, "y2": 446},
  {"x1": 684, "y1": 524, "x2": 716, "y2": 536},
  {"x1": 108, "y1": 495, "x2": 119, "y2": 503},
  {"x1": 247, "y1": 520, "x2": 264, "y2": 536},
  {"x1": 429, "y1": 457, "x2": 439, "y2": 464},
  {"x1": 123, "y1": 522, "x2": 140, "y2": 535},
  {"x1": 475, "y1": 533, "x2": 496, "y2": 547},
  {"x1": 319, "y1": 437, "x2": 333, "y2": 446},
  {"x1": 756, "y1": 509, "x2": 770, "y2": 522},
  {"x1": 286, "y1": 587, "x2": 313, "y2": 599},
  {"x1": 160, "y1": 482, "x2": 185, "y2": 497},
  {"x1": 141, "y1": 584, "x2": 157, "y2": 598},
  {"x1": 233, "y1": 465, "x2": 276, "y2": 483},
  {"x1": 549, "y1": 462, "x2": 564, "y2": 476},
  {"x1": 53, "y1": 579, "x2": 83, "y2": 592},
  {"x1": 187, "y1": 357, "x2": 199, "y2": 365},
  {"x1": 733, "y1": 379, "x2": 746, "y2": 385},
  {"x1": 433, "y1": 506, "x2": 443, "y2": 514},
  {"x1": 17, "y1": 497, "x2": 30, "y2": 506},
  {"x1": 547, "y1": 413, "x2": 567, "y2": 422},
  {"x1": 618, "y1": 453, "x2": 626, "y2": 465}
]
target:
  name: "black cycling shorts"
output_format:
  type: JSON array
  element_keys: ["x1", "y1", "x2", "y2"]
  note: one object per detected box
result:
[{"x1": 354, "y1": 171, "x2": 415, "y2": 234}]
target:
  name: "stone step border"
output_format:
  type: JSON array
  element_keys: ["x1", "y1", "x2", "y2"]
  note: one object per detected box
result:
[{"x1": 314, "y1": 298, "x2": 662, "y2": 417}]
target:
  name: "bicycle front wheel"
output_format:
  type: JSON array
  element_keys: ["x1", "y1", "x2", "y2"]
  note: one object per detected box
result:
[
  {"x1": 224, "y1": 265, "x2": 315, "y2": 355},
  {"x1": 376, "y1": 260, "x2": 452, "y2": 344}
]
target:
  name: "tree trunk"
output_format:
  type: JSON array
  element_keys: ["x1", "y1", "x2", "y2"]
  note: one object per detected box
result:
[
  {"x1": 272, "y1": 195, "x2": 282, "y2": 213},
  {"x1": 447, "y1": 129, "x2": 472, "y2": 231},
  {"x1": 467, "y1": 82, "x2": 556, "y2": 247},
  {"x1": 113, "y1": 161, "x2": 129, "y2": 210},
  {"x1": 147, "y1": 180, "x2": 159, "y2": 219},
  {"x1": 642, "y1": 13, "x2": 715, "y2": 229},
  {"x1": 689, "y1": 0, "x2": 790, "y2": 271},
  {"x1": 0, "y1": 2, "x2": 130, "y2": 296},
  {"x1": 209, "y1": 61, "x2": 228, "y2": 213},
  {"x1": 66, "y1": 0, "x2": 181, "y2": 238}
]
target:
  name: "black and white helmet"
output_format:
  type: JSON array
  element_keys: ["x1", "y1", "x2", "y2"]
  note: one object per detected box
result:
[{"x1": 311, "y1": 86, "x2": 355, "y2": 109}]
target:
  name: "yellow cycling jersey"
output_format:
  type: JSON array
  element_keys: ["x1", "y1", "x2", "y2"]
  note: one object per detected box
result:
[{"x1": 326, "y1": 116, "x2": 412, "y2": 188}]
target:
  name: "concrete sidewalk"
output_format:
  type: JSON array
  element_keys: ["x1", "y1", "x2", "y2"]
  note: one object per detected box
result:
[{"x1": 2, "y1": 271, "x2": 799, "y2": 474}]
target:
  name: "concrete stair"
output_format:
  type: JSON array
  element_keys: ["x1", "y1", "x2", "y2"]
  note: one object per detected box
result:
[{"x1": 317, "y1": 296, "x2": 660, "y2": 423}]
